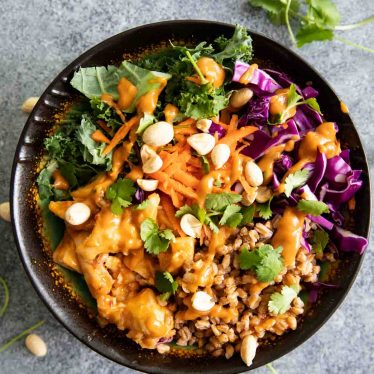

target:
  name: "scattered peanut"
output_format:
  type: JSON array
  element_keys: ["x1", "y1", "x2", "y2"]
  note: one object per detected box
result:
[
  {"x1": 0, "y1": 202, "x2": 11, "y2": 222},
  {"x1": 255, "y1": 186, "x2": 272, "y2": 203},
  {"x1": 137, "y1": 179, "x2": 159, "y2": 192},
  {"x1": 25, "y1": 334, "x2": 47, "y2": 357},
  {"x1": 229, "y1": 88, "x2": 253, "y2": 109},
  {"x1": 187, "y1": 133, "x2": 215, "y2": 155},
  {"x1": 196, "y1": 118, "x2": 212, "y2": 133},
  {"x1": 142, "y1": 121, "x2": 174, "y2": 147},
  {"x1": 242, "y1": 188, "x2": 258, "y2": 206},
  {"x1": 140, "y1": 145, "x2": 163, "y2": 174},
  {"x1": 244, "y1": 161, "x2": 263, "y2": 187},
  {"x1": 192, "y1": 291, "x2": 215, "y2": 312},
  {"x1": 211, "y1": 144, "x2": 230, "y2": 169},
  {"x1": 180, "y1": 214, "x2": 202, "y2": 238},
  {"x1": 240, "y1": 335, "x2": 257, "y2": 366},
  {"x1": 65, "y1": 202, "x2": 91, "y2": 225},
  {"x1": 21, "y1": 97, "x2": 39, "y2": 113}
]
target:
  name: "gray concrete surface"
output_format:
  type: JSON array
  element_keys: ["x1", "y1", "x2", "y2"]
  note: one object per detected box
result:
[{"x1": 0, "y1": 0, "x2": 373, "y2": 373}]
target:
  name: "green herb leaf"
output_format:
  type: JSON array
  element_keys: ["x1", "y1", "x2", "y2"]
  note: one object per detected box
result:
[
  {"x1": 155, "y1": 271, "x2": 178, "y2": 296},
  {"x1": 136, "y1": 113, "x2": 156, "y2": 134},
  {"x1": 71, "y1": 61, "x2": 171, "y2": 113},
  {"x1": 239, "y1": 245, "x2": 284, "y2": 282},
  {"x1": 219, "y1": 204, "x2": 243, "y2": 227},
  {"x1": 240, "y1": 205, "x2": 255, "y2": 225},
  {"x1": 205, "y1": 192, "x2": 242, "y2": 211},
  {"x1": 296, "y1": 199, "x2": 330, "y2": 215},
  {"x1": 136, "y1": 200, "x2": 151, "y2": 210},
  {"x1": 296, "y1": 24, "x2": 334, "y2": 48},
  {"x1": 256, "y1": 196, "x2": 273, "y2": 220},
  {"x1": 77, "y1": 115, "x2": 112, "y2": 168},
  {"x1": 311, "y1": 229, "x2": 329, "y2": 254},
  {"x1": 268, "y1": 285, "x2": 300, "y2": 315},
  {"x1": 213, "y1": 24, "x2": 253, "y2": 64},
  {"x1": 105, "y1": 178, "x2": 136, "y2": 215},
  {"x1": 306, "y1": 0, "x2": 340, "y2": 29},
  {"x1": 177, "y1": 82, "x2": 229, "y2": 120},
  {"x1": 284, "y1": 169, "x2": 310, "y2": 197},
  {"x1": 200, "y1": 155, "x2": 211, "y2": 174},
  {"x1": 213, "y1": 179, "x2": 222, "y2": 187},
  {"x1": 304, "y1": 97, "x2": 322, "y2": 113},
  {"x1": 249, "y1": 0, "x2": 300, "y2": 26},
  {"x1": 140, "y1": 218, "x2": 175, "y2": 255}
]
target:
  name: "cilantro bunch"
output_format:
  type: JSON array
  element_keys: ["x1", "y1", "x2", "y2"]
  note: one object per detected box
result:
[{"x1": 249, "y1": 0, "x2": 374, "y2": 53}]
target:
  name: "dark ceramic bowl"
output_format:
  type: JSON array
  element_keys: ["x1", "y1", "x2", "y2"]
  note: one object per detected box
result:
[{"x1": 10, "y1": 20, "x2": 370, "y2": 373}]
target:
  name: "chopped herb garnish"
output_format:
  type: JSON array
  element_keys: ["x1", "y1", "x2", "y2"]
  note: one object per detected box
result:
[
  {"x1": 205, "y1": 192, "x2": 242, "y2": 211},
  {"x1": 284, "y1": 169, "x2": 310, "y2": 197},
  {"x1": 296, "y1": 199, "x2": 330, "y2": 215},
  {"x1": 268, "y1": 285, "x2": 300, "y2": 315},
  {"x1": 239, "y1": 244, "x2": 284, "y2": 282},
  {"x1": 155, "y1": 271, "x2": 178, "y2": 301},
  {"x1": 105, "y1": 178, "x2": 136, "y2": 215},
  {"x1": 311, "y1": 229, "x2": 329, "y2": 254},
  {"x1": 140, "y1": 218, "x2": 175, "y2": 255}
]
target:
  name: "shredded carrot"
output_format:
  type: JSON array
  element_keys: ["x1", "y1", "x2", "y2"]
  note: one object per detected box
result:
[
  {"x1": 218, "y1": 126, "x2": 258, "y2": 151},
  {"x1": 177, "y1": 118, "x2": 196, "y2": 127},
  {"x1": 160, "y1": 151, "x2": 180, "y2": 171},
  {"x1": 158, "y1": 184, "x2": 183, "y2": 208},
  {"x1": 160, "y1": 195, "x2": 185, "y2": 236},
  {"x1": 91, "y1": 130, "x2": 110, "y2": 144},
  {"x1": 150, "y1": 171, "x2": 198, "y2": 200},
  {"x1": 188, "y1": 157, "x2": 202, "y2": 168},
  {"x1": 173, "y1": 170, "x2": 200, "y2": 188},
  {"x1": 103, "y1": 115, "x2": 139, "y2": 155},
  {"x1": 174, "y1": 127, "x2": 197, "y2": 136},
  {"x1": 228, "y1": 114, "x2": 239, "y2": 133},
  {"x1": 97, "y1": 120, "x2": 113, "y2": 135}
]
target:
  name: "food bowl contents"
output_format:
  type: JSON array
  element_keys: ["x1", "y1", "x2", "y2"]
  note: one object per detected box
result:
[{"x1": 35, "y1": 25, "x2": 368, "y2": 366}]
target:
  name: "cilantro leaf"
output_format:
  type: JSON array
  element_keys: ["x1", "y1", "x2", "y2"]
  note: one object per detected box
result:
[
  {"x1": 287, "y1": 83, "x2": 302, "y2": 108},
  {"x1": 205, "y1": 215, "x2": 220, "y2": 233},
  {"x1": 296, "y1": 24, "x2": 334, "y2": 48},
  {"x1": 155, "y1": 271, "x2": 178, "y2": 294},
  {"x1": 249, "y1": 0, "x2": 300, "y2": 26},
  {"x1": 306, "y1": 0, "x2": 340, "y2": 29},
  {"x1": 105, "y1": 178, "x2": 136, "y2": 215},
  {"x1": 284, "y1": 169, "x2": 310, "y2": 197},
  {"x1": 304, "y1": 97, "x2": 322, "y2": 113},
  {"x1": 268, "y1": 285, "x2": 300, "y2": 315},
  {"x1": 140, "y1": 218, "x2": 175, "y2": 255},
  {"x1": 256, "y1": 196, "x2": 273, "y2": 220},
  {"x1": 311, "y1": 229, "x2": 329, "y2": 254},
  {"x1": 240, "y1": 205, "x2": 255, "y2": 226},
  {"x1": 219, "y1": 204, "x2": 242, "y2": 226},
  {"x1": 205, "y1": 192, "x2": 242, "y2": 211},
  {"x1": 239, "y1": 245, "x2": 284, "y2": 282},
  {"x1": 296, "y1": 199, "x2": 330, "y2": 215}
]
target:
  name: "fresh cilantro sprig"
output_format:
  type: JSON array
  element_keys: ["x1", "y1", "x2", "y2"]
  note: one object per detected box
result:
[
  {"x1": 205, "y1": 192, "x2": 242, "y2": 211},
  {"x1": 136, "y1": 200, "x2": 151, "y2": 210},
  {"x1": 248, "y1": 0, "x2": 374, "y2": 53},
  {"x1": 256, "y1": 196, "x2": 273, "y2": 220},
  {"x1": 284, "y1": 169, "x2": 310, "y2": 197},
  {"x1": 268, "y1": 284, "x2": 300, "y2": 315},
  {"x1": 311, "y1": 229, "x2": 329, "y2": 254},
  {"x1": 140, "y1": 218, "x2": 175, "y2": 255},
  {"x1": 296, "y1": 199, "x2": 330, "y2": 215},
  {"x1": 270, "y1": 84, "x2": 321, "y2": 124},
  {"x1": 239, "y1": 244, "x2": 284, "y2": 282},
  {"x1": 155, "y1": 271, "x2": 178, "y2": 301},
  {"x1": 105, "y1": 178, "x2": 136, "y2": 215}
]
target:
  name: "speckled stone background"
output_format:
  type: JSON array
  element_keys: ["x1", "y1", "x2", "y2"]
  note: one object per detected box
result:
[{"x1": 0, "y1": 0, "x2": 373, "y2": 373}]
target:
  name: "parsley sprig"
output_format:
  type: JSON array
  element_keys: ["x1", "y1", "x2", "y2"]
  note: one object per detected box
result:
[
  {"x1": 239, "y1": 244, "x2": 284, "y2": 282},
  {"x1": 248, "y1": 0, "x2": 374, "y2": 53}
]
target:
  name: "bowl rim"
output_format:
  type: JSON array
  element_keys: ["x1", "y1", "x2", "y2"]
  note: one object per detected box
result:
[{"x1": 10, "y1": 19, "x2": 371, "y2": 374}]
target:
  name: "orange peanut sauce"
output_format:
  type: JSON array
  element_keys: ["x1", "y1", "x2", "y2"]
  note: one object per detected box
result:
[{"x1": 239, "y1": 63, "x2": 258, "y2": 84}]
